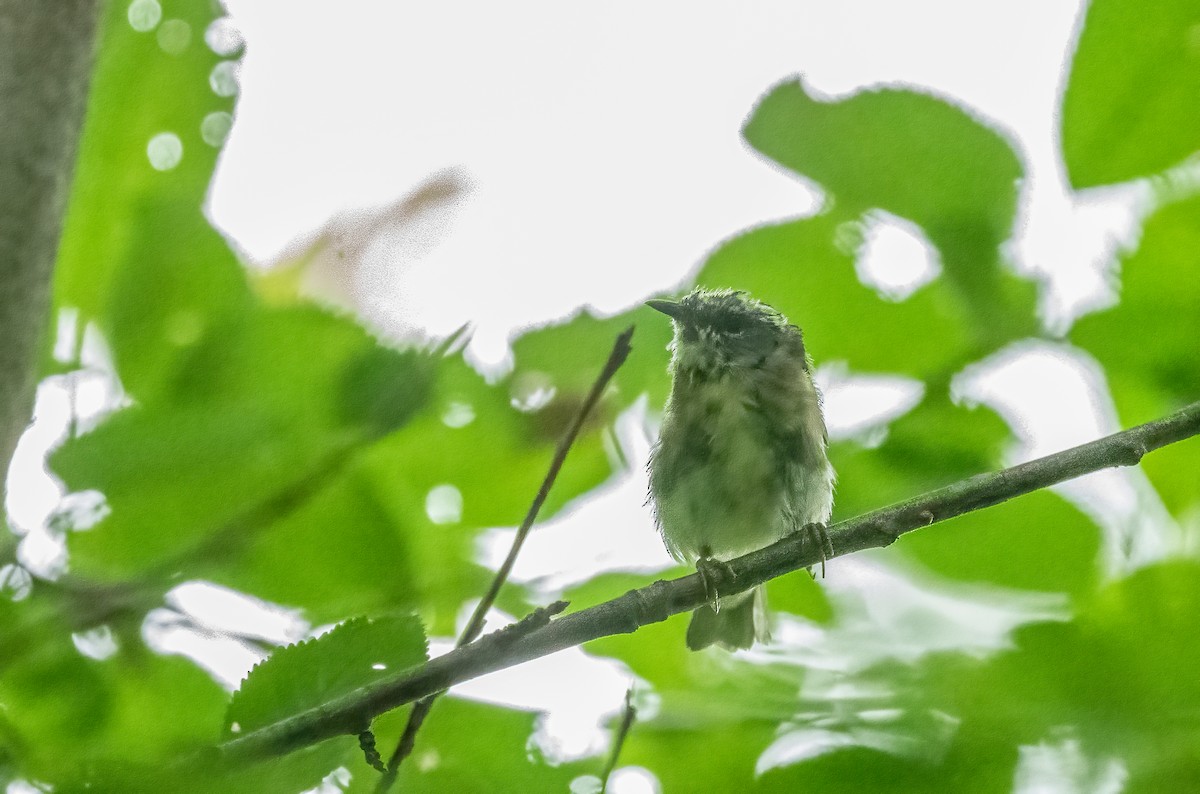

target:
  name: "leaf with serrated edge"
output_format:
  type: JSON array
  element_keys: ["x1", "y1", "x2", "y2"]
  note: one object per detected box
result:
[{"x1": 225, "y1": 614, "x2": 427, "y2": 737}]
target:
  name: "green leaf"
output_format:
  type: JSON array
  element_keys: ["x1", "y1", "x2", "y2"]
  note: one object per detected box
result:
[
  {"x1": 897, "y1": 490, "x2": 1101, "y2": 598},
  {"x1": 92, "y1": 653, "x2": 228, "y2": 764},
  {"x1": 921, "y1": 561, "x2": 1200, "y2": 788},
  {"x1": 745, "y1": 562, "x2": 1200, "y2": 790},
  {"x1": 206, "y1": 464, "x2": 422, "y2": 624},
  {"x1": 743, "y1": 80, "x2": 1035, "y2": 339},
  {"x1": 575, "y1": 597, "x2": 795, "y2": 793},
  {"x1": 50, "y1": 741, "x2": 352, "y2": 794},
  {"x1": 0, "y1": 636, "x2": 109, "y2": 752},
  {"x1": 376, "y1": 697, "x2": 592, "y2": 792},
  {"x1": 830, "y1": 390, "x2": 1011, "y2": 520},
  {"x1": 52, "y1": 401, "x2": 348, "y2": 577},
  {"x1": 358, "y1": 352, "x2": 618, "y2": 631},
  {"x1": 1072, "y1": 197, "x2": 1200, "y2": 407},
  {"x1": 755, "y1": 742, "x2": 1014, "y2": 794},
  {"x1": 226, "y1": 614, "x2": 428, "y2": 737},
  {"x1": 1072, "y1": 196, "x2": 1200, "y2": 516},
  {"x1": 101, "y1": 198, "x2": 251, "y2": 402},
  {"x1": 511, "y1": 306, "x2": 674, "y2": 410},
  {"x1": 766, "y1": 565, "x2": 834, "y2": 624},
  {"x1": 620, "y1": 718, "x2": 778, "y2": 794},
  {"x1": 54, "y1": 0, "x2": 238, "y2": 326},
  {"x1": 698, "y1": 216, "x2": 986, "y2": 378},
  {"x1": 1061, "y1": 0, "x2": 1200, "y2": 188},
  {"x1": 378, "y1": 354, "x2": 611, "y2": 527},
  {"x1": 573, "y1": 576, "x2": 810, "y2": 727},
  {"x1": 51, "y1": 305, "x2": 434, "y2": 578}
]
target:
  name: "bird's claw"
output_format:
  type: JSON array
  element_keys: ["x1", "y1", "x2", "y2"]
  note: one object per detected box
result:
[
  {"x1": 695, "y1": 556, "x2": 735, "y2": 612},
  {"x1": 791, "y1": 522, "x2": 833, "y2": 578}
]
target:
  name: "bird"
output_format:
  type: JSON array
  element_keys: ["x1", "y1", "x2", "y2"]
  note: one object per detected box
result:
[{"x1": 647, "y1": 287, "x2": 835, "y2": 650}]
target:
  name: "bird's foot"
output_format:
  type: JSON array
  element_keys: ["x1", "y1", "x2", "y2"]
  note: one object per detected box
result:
[
  {"x1": 789, "y1": 522, "x2": 833, "y2": 578},
  {"x1": 695, "y1": 555, "x2": 735, "y2": 612}
]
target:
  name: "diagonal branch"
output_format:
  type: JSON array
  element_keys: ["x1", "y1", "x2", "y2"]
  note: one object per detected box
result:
[
  {"x1": 600, "y1": 687, "x2": 638, "y2": 793},
  {"x1": 374, "y1": 326, "x2": 635, "y2": 790},
  {"x1": 217, "y1": 398, "x2": 1200, "y2": 765}
]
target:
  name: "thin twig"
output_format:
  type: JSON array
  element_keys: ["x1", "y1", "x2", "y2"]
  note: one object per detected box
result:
[
  {"x1": 601, "y1": 687, "x2": 638, "y2": 793},
  {"x1": 374, "y1": 327, "x2": 636, "y2": 790},
  {"x1": 216, "y1": 399, "x2": 1200, "y2": 765}
]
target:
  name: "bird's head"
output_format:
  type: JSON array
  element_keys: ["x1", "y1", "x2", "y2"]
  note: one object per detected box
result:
[{"x1": 647, "y1": 288, "x2": 803, "y2": 376}]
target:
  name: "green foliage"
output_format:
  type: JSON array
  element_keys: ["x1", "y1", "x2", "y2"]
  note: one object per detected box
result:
[
  {"x1": 55, "y1": 0, "x2": 238, "y2": 329},
  {"x1": 1072, "y1": 196, "x2": 1200, "y2": 518},
  {"x1": 1061, "y1": 0, "x2": 1200, "y2": 189},
  {"x1": 370, "y1": 698, "x2": 593, "y2": 792},
  {"x1": 1, "y1": 0, "x2": 1197, "y2": 791},
  {"x1": 897, "y1": 490, "x2": 1101, "y2": 599},
  {"x1": 743, "y1": 80, "x2": 1038, "y2": 342},
  {"x1": 699, "y1": 216, "x2": 982, "y2": 377}
]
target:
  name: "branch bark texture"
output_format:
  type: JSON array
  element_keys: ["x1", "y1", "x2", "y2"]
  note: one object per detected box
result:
[
  {"x1": 0, "y1": 2, "x2": 103, "y2": 490},
  {"x1": 218, "y1": 399, "x2": 1200, "y2": 764}
]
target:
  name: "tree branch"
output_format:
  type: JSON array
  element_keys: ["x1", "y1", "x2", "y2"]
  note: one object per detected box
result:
[
  {"x1": 600, "y1": 687, "x2": 637, "y2": 793},
  {"x1": 0, "y1": 1, "x2": 104, "y2": 494},
  {"x1": 217, "y1": 398, "x2": 1200, "y2": 764}
]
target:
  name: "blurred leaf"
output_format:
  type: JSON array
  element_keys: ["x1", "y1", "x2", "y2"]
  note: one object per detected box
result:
[
  {"x1": 51, "y1": 739, "x2": 352, "y2": 794},
  {"x1": 374, "y1": 697, "x2": 592, "y2": 793},
  {"x1": 766, "y1": 565, "x2": 834, "y2": 624},
  {"x1": 897, "y1": 490, "x2": 1101, "y2": 598},
  {"x1": 1072, "y1": 196, "x2": 1200, "y2": 515},
  {"x1": 52, "y1": 305, "x2": 434, "y2": 578},
  {"x1": 339, "y1": 343, "x2": 434, "y2": 439},
  {"x1": 93, "y1": 653, "x2": 228, "y2": 764},
  {"x1": 511, "y1": 306, "x2": 674, "y2": 409},
  {"x1": 574, "y1": 575, "x2": 809, "y2": 727},
  {"x1": 922, "y1": 562, "x2": 1200, "y2": 788},
  {"x1": 0, "y1": 635, "x2": 108, "y2": 753},
  {"x1": 102, "y1": 198, "x2": 251, "y2": 402},
  {"x1": 699, "y1": 217, "x2": 984, "y2": 378},
  {"x1": 620, "y1": 718, "x2": 778, "y2": 794},
  {"x1": 830, "y1": 390, "x2": 1011, "y2": 520},
  {"x1": 568, "y1": 580, "x2": 792, "y2": 791},
  {"x1": 755, "y1": 742, "x2": 1014, "y2": 794},
  {"x1": 53, "y1": 402, "x2": 348, "y2": 577},
  {"x1": 207, "y1": 464, "x2": 420, "y2": 624},
  {"x1": 380, "y1": 354, "x2": 611, "y2": 526},
  {"x1": 226, "y1": 614, "x2": 427, "y2": 737},
  {"x1": 52, "y1": 0, "x2": 238, "y2": 369},
  {"x1": 174, "y1": 305, "x2": 432, "y2": 432},
  {"x1": 1071, "y1": 196, "x2": 1200, "y2": 408},
  {"x1": 743, "y1": 81, "x2": 1036, "y2": 339},
  {"x1": 55, "y1": 0, "x2": 238, "y2": 329},
  {"x1": 360, "y1": 353, "x2": 616, "y2": 632},
  {"x1": 744, "y1": 562, "x2": 1200, "y2": 790},
  {"x1": 1061, "y1": 0, "x2": 1200, "y2": 188},
  {"x1": 0, "y1": 607, "x2": 230, "y2": 783}
]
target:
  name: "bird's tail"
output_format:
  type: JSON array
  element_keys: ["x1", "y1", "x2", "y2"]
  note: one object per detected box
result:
[{"x1": 685, "y1": 585, "x2": 770, "y2": 651}]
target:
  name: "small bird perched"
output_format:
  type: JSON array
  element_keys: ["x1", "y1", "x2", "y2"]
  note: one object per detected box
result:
[{"x1": 647, "y1": 288, "x2": 835, "y2": 650}]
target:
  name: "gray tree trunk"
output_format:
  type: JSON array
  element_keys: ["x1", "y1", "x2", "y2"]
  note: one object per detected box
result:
[{"x1": 0, "y1": 2, "x2": 103, "y2": 502}]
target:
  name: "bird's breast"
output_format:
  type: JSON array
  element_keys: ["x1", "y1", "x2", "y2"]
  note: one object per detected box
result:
[{"x1": 652, "y1": 374, "x2": 790, "y2": 563}]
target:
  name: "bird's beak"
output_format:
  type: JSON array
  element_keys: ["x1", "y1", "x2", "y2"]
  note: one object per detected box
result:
[{"x1": 646, "y1": 298, "x2": 685, "y2": 321}]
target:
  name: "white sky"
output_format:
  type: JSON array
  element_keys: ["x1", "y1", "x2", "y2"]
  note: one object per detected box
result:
[{"x1": 209, "y1": 0, "x2": 1143, "y2": 359}]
